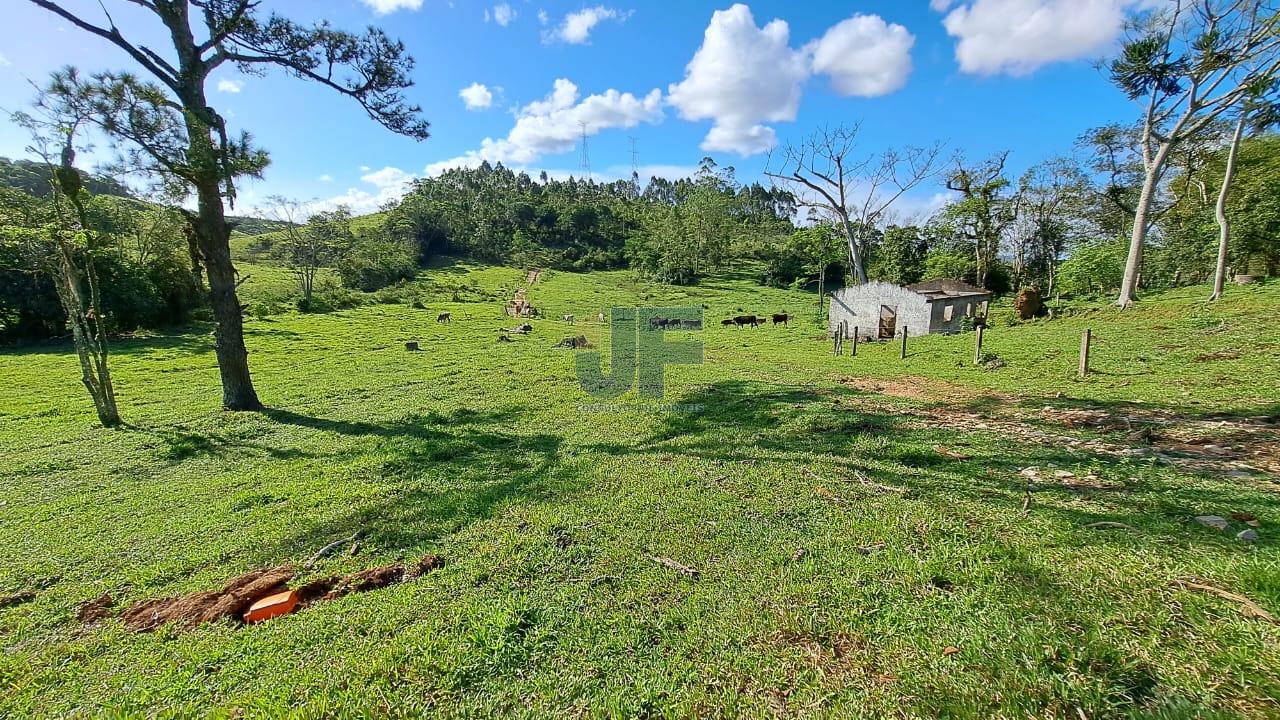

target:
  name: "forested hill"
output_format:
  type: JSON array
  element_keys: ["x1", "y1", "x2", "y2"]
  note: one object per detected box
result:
[
  {"x1": 0, "y1": 156, "x2": 132, "y2": 199},
  {"x1": 0, "y1": 156, "x2": 288, "y2": 236},
  {"x1": 226, "y1": 216, "x2": 293, "y2": 236}
]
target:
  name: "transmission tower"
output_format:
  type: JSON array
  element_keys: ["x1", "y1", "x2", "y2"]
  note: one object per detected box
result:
[
  {"x1": 578, "y1": 122, "x2": 592, "y2": 181},
  {"x1": 628, "y1": 136, "x2": 640, "y2": 196}
]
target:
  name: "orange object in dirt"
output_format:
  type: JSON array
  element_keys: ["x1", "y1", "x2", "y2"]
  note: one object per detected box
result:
[{"x1": 242, "y1": 589, "x2": 299, "y2": 624}]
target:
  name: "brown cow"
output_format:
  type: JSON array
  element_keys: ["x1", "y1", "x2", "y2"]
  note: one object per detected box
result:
[{"x1": 771, "y1": 313, "x2": 790, "y2": 327}]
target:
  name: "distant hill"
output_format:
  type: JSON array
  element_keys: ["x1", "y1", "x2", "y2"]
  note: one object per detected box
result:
[
  {"x1": 0, "y1": 156, "x2": 288, "y2": 236},
  {"x1": 0, "y1": 156, "x2": 133, "y2": 199},
  {"x1": 227, "y1": 216, "x2": 293, "y2": 236}
]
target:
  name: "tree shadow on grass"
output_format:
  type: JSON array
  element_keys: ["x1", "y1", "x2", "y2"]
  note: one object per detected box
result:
[
  {"x1": 581, "y1": 379, "x2": 1280, "y2": 554},
  {"x1": 583, "y1": 380, "x2": 902, "y2": 462},
  {"x1": 128, "y1": 424, "x2": 319, "y2": 463},
  {"x1": 259, "y1": 406, "x2": 572, "y2": 555}
]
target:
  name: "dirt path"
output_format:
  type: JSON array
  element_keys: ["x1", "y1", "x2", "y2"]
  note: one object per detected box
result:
[
  {"x1": 838, "y1": 375, "x2": 1280, "y2": 480},
  {"x1": 507, "y1": 269, "x2": 542, "y2": 317}
]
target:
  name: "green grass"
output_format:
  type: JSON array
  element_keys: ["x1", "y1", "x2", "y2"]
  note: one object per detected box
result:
[{"x1": 1, "y1": 266, "x2": 1278, "y2": 718}]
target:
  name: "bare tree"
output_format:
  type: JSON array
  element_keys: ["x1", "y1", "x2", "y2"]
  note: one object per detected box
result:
[
  {"x1": 766, "y1": 124, "x2": 944, "y2": 284},
  {"x1": 11, "y1": 109, "x2": 120, "y2": 427},
  {"x1": 1109, "y1": 0, "x2": 1280, "y2": 307},
  {"x1": 262, "y1": 196, "x2": 335, "y2": 312},
  {"x1": 28, "y1": 0, "x2": 430, "y2": 409}
]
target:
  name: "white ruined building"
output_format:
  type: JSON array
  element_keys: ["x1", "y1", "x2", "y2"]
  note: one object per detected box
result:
[{"x1": 828, "y1": 279, "x2": 992, "y2": 340}]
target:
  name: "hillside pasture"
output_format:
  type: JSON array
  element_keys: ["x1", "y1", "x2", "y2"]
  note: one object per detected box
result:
[{"x1": 1, "y1": 266, "x2": 1277, "y2": 718}]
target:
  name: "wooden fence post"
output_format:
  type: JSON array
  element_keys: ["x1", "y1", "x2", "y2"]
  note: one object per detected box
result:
[
  {"x1": 851, "y1": 327, "x2": 858, "y2": 357},
  {"x1": 900, "y1": 326, "x2": 908, "y2": 359},
  {"x1": 974, "y1": 325, "x2": 985, "y2": 365},
  {"x1": 1078, "y1": 328, "x2": 1091, "y2": 378}
]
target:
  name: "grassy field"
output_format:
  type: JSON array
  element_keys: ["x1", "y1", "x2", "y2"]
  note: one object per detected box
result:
[{"x1": 1, "y1": 264, "x2": 1278, "y2": 718}]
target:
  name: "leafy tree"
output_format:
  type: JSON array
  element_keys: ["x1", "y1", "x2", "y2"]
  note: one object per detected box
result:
[
  {"x1": 1058, "y1": 239, "x2": 1130, "y2": 297},
  {"x1": 922, "y1": 248, "x2": 977, "y2": 284},
  {"x1": 1162, "y1": 133, "x2": 1280, "y2": 283},
  {"x1": 29, "y1": 0, "x2": 429, "y2": 409},
  {"x1": 1009, "y1": 157, "x2": 1091, "y2": 295},
  {"x1": 868, "y1": 225, "x2": 927, "y2": 285},
  {"x1": 1107, "y1": 0, "x2": 1280, "y2": 307},
  {"x1": 944, "y1": 153, "x2": 1016, "y2": 288},
  {"x1": 762, "y1": 224, "x2": 846, "y2": 311}
]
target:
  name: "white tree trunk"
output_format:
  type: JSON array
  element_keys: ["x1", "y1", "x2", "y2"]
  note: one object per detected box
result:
[
  {"x1": 1209, "y1": 113, "x2": 1246, "y2": 301},
  {"x1": 1117, "y1": 141, "x2": 1174, "y2": 307},
  {"x1": 838, "y1": 214, "x2": 868, "y2": 284}
]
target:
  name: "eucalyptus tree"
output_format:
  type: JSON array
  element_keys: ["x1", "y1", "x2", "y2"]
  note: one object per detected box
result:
[
  {"x1": 27, "y1": 0, "x2": 430, "y2": 409},
  {"x1": 1108, "y1": 0, "x2": 1280, "y2": 307},
  {"x1": 1209, "y1": 85, "x2": 1280, "y2": 299}
]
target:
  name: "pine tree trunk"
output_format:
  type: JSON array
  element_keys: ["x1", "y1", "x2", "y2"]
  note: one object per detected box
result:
[
  {"x1": 193, "y1": 178, "x2": 262, "y2": 411},
  {"x1": 1209, "y1": 113, "x2": 1246, "y2": 302}
]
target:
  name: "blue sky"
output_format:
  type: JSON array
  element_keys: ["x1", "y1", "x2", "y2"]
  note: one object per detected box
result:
[{"x1": 0, "y1": 1, "x2": 1152, "y2": 217}]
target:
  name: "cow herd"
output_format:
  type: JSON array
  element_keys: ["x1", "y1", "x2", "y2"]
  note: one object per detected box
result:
[{"x1": 721, "y1": 313, "x2": 790, "y2": 328}]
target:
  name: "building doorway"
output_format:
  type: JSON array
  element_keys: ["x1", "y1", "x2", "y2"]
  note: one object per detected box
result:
[{"x1": 878, "y1": 305, "x2": 897, "y2": 339}]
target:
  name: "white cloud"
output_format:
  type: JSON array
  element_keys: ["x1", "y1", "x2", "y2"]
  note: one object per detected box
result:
[
  {"x1": 548, "y1": 6, "x2": 628, "y2": 44},
  {"x1": 318, "y1": 174, "x2": 333, "y2": 182},
  {"x1": 487, "y1": 3, "x2": 516, "y2": 26},
  {"x1": 216, "y1": 79, "x2": 243, "y2": 93},
  {"x1": 538, "y1": 9, "x2": 549, "y2": 25},
  {"x1": 807, "y1": 15, "x2": 915, "y2": 97},
  {"x1": 0, "y1": 54, "x2": 11, "y2": 67},
  {"x1": 361, "y1": 166, "x2": 416, "y2": 191},
  {"x1": 360, "y1": 0, "x2": 423, "y2": 14},
  {"x1": 459, "y1": 82, "x2": 494, "y2": 110},
  {"x1": 428, "y1": 78, "x2": 663, "y2": 170},
  {"x1": 938, "y1": 0, "x2": 1141, "y2": 76},
  {"x1": 667, "y1": 4, "x2": 808, "y2": 156},
  {"x1": 310, "y1": 166, "x2": 417, "y2": 215}
]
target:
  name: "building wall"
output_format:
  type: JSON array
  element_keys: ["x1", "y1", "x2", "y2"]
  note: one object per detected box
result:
[
  {"x1": 828, "y1": 282, "x2": 934, "y2": 339},
  {"x1": 928, "y1": 296, "x2": 991, "y2": 335}
]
